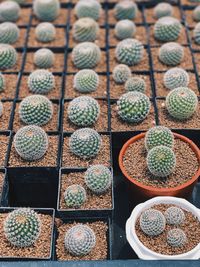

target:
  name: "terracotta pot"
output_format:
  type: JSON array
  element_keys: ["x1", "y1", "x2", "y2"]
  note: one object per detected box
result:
[{"x1": 119, "y1": 132, "x2": 200, "y2": 199}]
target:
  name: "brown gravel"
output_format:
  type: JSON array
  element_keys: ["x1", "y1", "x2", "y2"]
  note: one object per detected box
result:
[
  {"x1": 0, "y1": 74, "x2": 19, "y2": 100},
  {"x1": 184, "y1": 10, "x2": 196, "y2": 28},
  {"x1": 123, "y1": 138, "x2": 199, "y2": 188},
  {"x1": 0, "y1": 135, "x2": 8, "y2": 167},
  {"x1": 31, "y1": 8, "x2": 69, "y2": 25},
  {"x1": 1, "y1": 52, "x2": 23, "y2": 73},
  {"x1": 70, "y1": 9, "x2": 106, "y2": 27},
  {"x1": 56, "y1": 221, "x2": 108, "y2": 261},
  {"x1": 14, "y1": 28, "x2": 27, "y2": 48},
  {"x1": 181, "y1": 0, "x2": 198, "y2": 6},
  {"x1": 0, "y1": 102, "x2": 13, "y2": 131},
  {"x1": 135, "y1": 204, "x2": 200, "y2": 255},
  {"x1": 0, "y1": 172, "x2": 4, "y2": 198},
  {"x1": 189, "y1": 30, "x2": 200, "y2": 50},
  {"x1": 108, "y1": 9, "x2": 144, "y2": 25},
  {"x1": 194, "y1": 53, "x2": 200, "y2": 74},
  {"x1": 17, "y1": 8, "x2": 31, "y2": 26}
]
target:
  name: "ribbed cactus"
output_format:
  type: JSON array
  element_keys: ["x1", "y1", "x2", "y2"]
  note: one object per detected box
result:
[
  {"x1": 117, "y1": 92, "x2": 151, "y2": 123},
  {"x1": 145, "y1": 126, "x2": 174, "y2": 151},
  {"x1": 72, "y1": 42, "x2": 101, "y2": 69},
  {"x1": 147, "y1": 145, "x2": 176, "y2": 177},
  {"x1": 125, "y1": 77, "x2": 146, "y2": 93},
  {"x1": 114, "y1": 0, "x2": 138, "y2": 20},
  {"x1": 67, "y1": 96, "x2": 100, "y2": 127},
  {"x1": 74, "y1": 69, "x2": 99, "y2": 93},
  {"x1": 69, "y1": 128, "x2": 101, "y2": 159},
  {"x1": 34, "y1": 48, "x2": 55, "y2": 69},
  {"x1": 19, "y1": 95, "x2": 54, "y2": 126},
  {"x1": 64, "y1": 184, "x2": 87, "y2": 208},
  {"x1": 153, "y1": 3, "x2": 174, "y2": 19},
  {"x1": 139, "y1": 209, "x2": 166, "y2": 236},
  {"x1": 163, "y1": 68, "x2": 189, "y2": 90},
  {"x1": 0, "y1": 22, "x2": 19, "y2": 44},
  {"x1": 0, "y1": 44, "x2": 17, "y2": 70},
  {"x1": 114, "y1": 20, "x2": 136, "y2": 40},
  {"x1": 167, "y1": 229, "x2": 187, "y2": 247},
  {"x1": 73, "y1": 17, "x2": 99, "y2": 42},
  {"x1": 14, "y1": 125, "x2": 48, "y2": 161},
  {"x1": 28, "y1": 69, "x2": 55, "y2": 94},
  {"x1": 166, "y1": 87, "x2": 198, "y2": 120},
  {"x1": 158, "y1": 42, "x2": 184, "y2": 66},
  {"x1": 0, "y1": 73, "x2": 5, "y2": 92},
  {"x1": 35, "y1": 22, "x2": 56, "y2": 43},
  {"x1": 193, "y1": 6, "x2": 200, "y2": 22},
  {"x1": 33, "y1": 0, "x2": 60, "y2": 22},
  {"x1": 0, "y1": 101, "x2": 3, "y2": 117},
  {"x1": 0, "y1": 1, "x2": 20, "y2": 22},
  {"x1": 164, "y1": 206, "x2": 185, "y2": 225},
  {"x1": 84, "y1": 165, "x2": 112, "y2": 194},
  {"x1": 115, "y1": 38, "x2": 144, "y2": 66},
  {"x1": 65, "y1": 224, "x2": 96, "y2": 256},
  {"x1": 193, "y1": 22, "x2": 200, "y2": 44},
  {"x1": 75, "y1": 0, "x2": 102, "y2": 21},
  {"x1": 113, "y1": 64, "x2": 131, "y2": 84}
]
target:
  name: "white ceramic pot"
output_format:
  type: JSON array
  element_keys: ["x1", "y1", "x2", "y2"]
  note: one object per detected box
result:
[{"x1": 126, "y1": 196, "x2": 200, "y2": 260}]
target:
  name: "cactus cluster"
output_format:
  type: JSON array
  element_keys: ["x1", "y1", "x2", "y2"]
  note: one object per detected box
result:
[
  {"x1": 0, "y1": 44, "x2": 17, "y2": 70},
  {"x1": 74, "y1": 69, "x2": 99, "y2": 93},
  {"x1": 33, "y1": 0, "x2": 60, "y2": 22},
  {"x1": 0, "y1": 101, "x2": 3, "y2": 117},
  {"x1": 0, "y1": 22, "x2": 19, "y2": 44},
  {"x1": 0, "y1": 1, "x2": 20, "y2": 22},
  {"x1": 73, "y1": 17, "x2": 99, "y2": 42},
  {"x1": 35, "y1": 22, "x2": 56, "y2": 43},
  {"x1": 64, "y1": 184, "x2": 86, "y2": 209},
  {"x1": 114, "y1": 0, "x2": 138, "y2": 20},
  {"x1": 163, "y1": 68, "x2": 189, "y2": 90},
  {"x1": 75, "y1": 0, "x2": 102, "y2": 21},
  {"x1": 158, "y1": 42, "x2": 184, "y2": 66},
  {"x1": 153, "y1": 3, "x2": 174, "y2": 19},
  {"x1": 164, "y1": 206, "x2": 185, "y2": 225},
  {"x1": 125, "y1": 77, "x2": 146, "y2": 93},
  {"x1": 113, "y1": 64, "x2": 131, "y2": 84},
  {"x1": 167, "y1": 228, "x2": 187, "y2": 247},
  {"x1": 114, "y1": 20, "x2": 136, "y2": 40},
  {"x1": 0, "y1": 73, "x2": 5, "y2": 92},
  {"x1": 193, "y1": 22, "x2": 200, "y2": 44},
  {"x1": 34, "y1": 48, "x2": 55, "y2": 69},
  {"x1": 193, "y1": 5, "x2": 200, "y2": 21}
]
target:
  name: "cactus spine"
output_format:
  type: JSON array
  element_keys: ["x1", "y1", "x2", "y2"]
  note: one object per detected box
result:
[
  {"x1": 113, "y1": 64, "x2": 132, "y2": 84},
  {"x1": 33, "y1": 0, "x2": 60, "y2": 22},
  {"x1": 163, "y1": 68, "x2": 189, "y2": 90},
  {"x1": 0, "y1": 22, "x2": 19, "y2": 44},
  {"x1": 158, "y1": 42, "x2": 184, "y2": 66},
  {"x1": 114, "y1": 20, "x2": 136, "y2": 40},
  {"x1": 34, "y1": 48, "x2": 55, "y2": 69},
  {"x1": 64, "y1": 184, "x2": 87, "y2": 208},
  {"x1": 73, "y1": 17, "x2": 99, "y2": 42},
  {"x1": 74, "y1": 69, "x2": 99, "y2": 93}
]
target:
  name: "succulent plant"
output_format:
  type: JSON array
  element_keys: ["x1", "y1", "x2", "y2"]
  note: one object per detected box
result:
[
  {"x1": 0, "y1": 101, "x2": 3, "y2": 117},
  {"x1": 167, "y1": 228, "x2": 187, "y2": 247},
  {"x1": 0, "y1": 22, "x2": 19, "y2": 44},
  {"x1": 125, "y1": 77, "x2": 146, "y2": 93},
  {"x1": 74, "y1": 69, "x2": 99, "y2": 93},
  {"x1": 115, "y1": 38, "x2": 144, "y2": 66},
  {"x1": 28, "y1": 69, "x2": 55, "y2": 94},
  {"x1": 14, "y1": 125, "x2": 48, "y2": 161},
  {"x1": 35, "y1": 22, "x2": 56, "y2": 43},
  {"x1": 0, "y1": 72, "x2": 5, "y2": 92},
  {"x1": 64, "y1": 184, "x2": 87, "y2": 209},
  {"x1": 34, "y1": 48, "x2": 55, "y2": 69},
  {"x1": 4, "y1": 208, "x2": 41, "y2": 247},
  {"x1": 10, "y1": 0, "x2": 25, "y2": 4},
  {"x1": 140, "y1": 208, "x2": 166, "y2": 236},
  {"x1": 113, "y1": 64, "x2": 131, "y2": 84},
  {"x1": 163, "y1": 67, "x2": 189, "y2": 90},
  {"x1": 164, "y1": 206, "x2": 185, "y2": 225},
  {"x1": 158, "y1": 42, "x2": 184, "y2": 66},
  {"x1": 114, "y1": 0, "x2": 138, "y2": 20},
  {"x1": 69, "y1": 128, "x2": 101, "y2": 159},
  {"x1": 73, "y1": 17, "x2": 99, "y2": 42},
  {"x1": 193, "y1": 6, "x2": 200, "y2": 21},
  {"x1": 114, "y1": 20, "x2": 136, "y2": 40},
  {"x1": 72, "y1": 42, "x2": 101, "y2": 69},
  {"x1": 19, "y1": 95, "x2": 54, "y2": 126},
  {"x1": 85, "y1": 164, "x2": 112, "y2": 194},
  {"x1": 193, "y1": 22, "x2": 200, "y2": 44},
  {"x1": 153, "y1": 3, "x2": 174, "y2": 19},
  {"x1": 0, "y1": 1, "x2": 20, "y2": 22},
  {"x1": 166, "y1": 87, "x2": 198, "y2": 120},
  {"x1": 75, "y1": 0, "x2": 102, "y2": 21},
  {"x1": 33, "y1": 0, "x2": 60, "y2": 22},
  {"x1": 117, "y1": 91, "x2": 151, "y2": 123},
  {"x1": 0, "y1": 44, "x2": 17, "y2": 70},
  {"x1": 65, "y1": 224, "x2": 96, "y2": 256}
]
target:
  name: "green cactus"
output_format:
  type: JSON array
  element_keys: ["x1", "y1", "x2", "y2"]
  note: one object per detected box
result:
[
  {"x1": 153, "y1": 3, "x2": 174, "y2": 19},
  {"x1": 35, "y1": 22, "x2": 56, "y2": 43},
  {"x1": 193, "y1": 22, "x2": 200, "y2": 44},
  {"x1": 139, "y1": 209, "x2": 166, "y2": 236},
  {"x1": 0, "y1": 44, "x2": 17, "y2": 70},
  {"x1": 0, "y1": 22, "x2": 19, "y2": 44},
  {"x1": 113, "y1": 64, "x2": 131, "y2": 84},
  {"x1": 0, "y1": 1, "x2": 20, "y2": 22},
  {"x1": 34, "y1": 48, "x2": 55, "y2": 69},
  {"x1": 193, "y1": 6, "x2": 200, "y2": 21},
  {"x1": 14, "y1": 125, "x2": 48, "y2": 161},
  {"x1": 115, "y1": 38, "x2": 144, "y2": 66},
  {"x1": 75, "y1": 0, "x2": 102, "y2": 21},
  {"x1": 164, "y1": 206, "x2": 185, "y2": 225},
  {"x1": 4, "y1": 208, "x2": 41, "y2": 247},
  {"x1": 65, "y1": 224, "x2": 96, "y2": 256},
  {"x1": 74, "y1": 69, "x2": 99, "y2": 93},
  {"x1": 163, "y1": 67, "x2": 189, "y2": 90},
  {"x1": 114, "y1": 20, "x2": 136, "y2": 40},
  {"x1": 69, "y1": 128, "x2": 102, "y2": 159},
  {"x1": 117, "y1": 91, "x2": 151, "y2": 123},
  {"x1": 158, "y1": 42, "x2": 184, "y2": 66},
  {"x1": 166, "y1": 87, "x2": 198, "y2": 120},
  {"x1": 114, "y1": 0, "x2": 138, "y2": 20},
  {"x1": 0, "y1": 73, "x2": 5, "y2": 92},
  {"x1": 33, "y1": 0, "x2": 60, "y2": 22},
  {"x1": 125, "y1": 77, "x2": 146, "y2": 93},
  {"x1": 64, "y1": 184, "x2": 87, "y2": 209},
  {"x1": 0, "y1": 101, "x2": 3, "y2": 117},
  {"x1": 73, "y1": 17, "x2": 99, "y2": 42},
  {"x1": 10, "y1": 0, "x2": 25, "y2": 4},
  {"x1": 167, "y1": 229, "x2": 187, "y2": 247}
]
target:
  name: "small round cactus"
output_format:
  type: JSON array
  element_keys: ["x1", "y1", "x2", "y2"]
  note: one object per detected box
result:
[
  {"x1": 19, "y1": 95, "x2": 54, "y2": 126},
  {"x1": 68, "y1": 96, "x2": 100, "y2": 127},
  {"x1": 147, "y1": 145, "x2": 176, "y2": 177},
  {"x1": 153, "y1": 3, "x2": 174, "y2": 19},
  {"x1": 75, "y1": 0, "x2": 102, "y2": 21},
  {"x1": 125, "y1": 77, "x2": 146, "y2": 93},
  {"x1": 34, "y1": 48, "x2": 55, "y2": 69},
  {"x1": 0, "y1": 44, "x2": 17, "y2": 70},
  {"x1": 115, "y1": 38, "x2": 144, "y2": 66},
  {"x1": 0, "y1": 22, "x2": 19, "y2": 44},
  {"x1": 166, "y1": 87, "x2": 198, "y2": 120},
  {"x1": 165, "y1": 206, "x2": 185, "y2": 225},
  {"x1": 28, "y1": 69, "x2": 55, "y2": 94},
  {"x1": 0, "y1": 73, "x2": 5, "y2": 92},
  {"x1": 33, "y1": 0, "x2": 60, "y2": 22},
  {"x1": 85, "y1": 165, "x2": 112, "y2": 194},
  {"x1": 69, "y1": 128, "x2": 101, "y2": 159},
  {"x1": 114, "y1": 0, "x2": 138, "y2": 20},
  {"x1": 193, "y1": 6, "x2": 200, "y2": 21},
  {"x1": 64, "y1": 184, "x2": 86, "y2": 209},
  {"x1": 65, "y1": 224, "x2": 96, "y2": 256},
  {"x1": 4, "y1": 208, "x2": 41, "y2": 247},
  {"x1": 163, "y1": 68, "x2": 189, "y2": 90},
  {"x1": 14, "y1": 125, "x2": 48, "y2": 161},
  {"x1": 0, "y1": 101, "x2": 3, "y2": 117},
  {"x1": 117, "y1": 92, "x2": 151, "y2": 123},
  {"x1": 158, "y1": 42, "x2": 184, "y2": 66},
  {"x1": 72, "y1": 42, "x2": 101, "y2": 69},
  {"x1": 114, "y1": 20, "x2": 136, "y2": 40},
  {"x1": 73, "y1": 17, "x2": 99, "y2": 42},
  {"x1": 113, "y1": 64, "x2": 131, "y2": 84},
  {"x1": 167, "y1": 229, "x2": 187, "y2": 247},
  {"x1": 193, "y1": 22, "x2": 200, "y2": 44},
  {"x1": 35, "y1": 22, "x2": 56, "y2": 43},
  {"x1": 0, "y1": 1, "x2": 20, "y2": 22},
  {"x1": 74, "y1": 69, "x2": 99, "y2": 93},
  {"x1": 145, "y1": 126, "x2": 174, "y2": 151},
  {"x1": 140, "y1": 209, "x2": 166, "y2": 236}
]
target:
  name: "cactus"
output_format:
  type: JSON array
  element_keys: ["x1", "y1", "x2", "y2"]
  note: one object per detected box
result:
[
  {"x1": 14, "y1": 125, "x2": 48, "y2": 161},
  {"x1": 72, "y1": 42, "x2": 101, "y2": 69},
  {"x1": 125, "y1": 77, "x2": 146, "y2": 93},
  {"x1": 74, "y1": 69, "x2": 99, "y2": 93},
  {"x1": 193, "y1": 6, "x2": 200, "y2": 22},
  {"x1": 34, "y1": 48, "x2": 55, "y2": 69},
  {"x1": 73, "y1": 17, "x2": 99, "y2": 42},
  {"x1": 69, "y1": 128, "x2": 101, "y2": 159},
  {"x1": 164, "y1": 206, "x2": 185, "y2": 225},
  {"x1": 65, "y1": 224, "x2": 96, "y2": 256},
  {"x1": 167, "y1": 229, "x2": 187, "y2": 247},
  {"x1": 158, "y1": 42, "x2": 184, "y2": 66},
  {"x1": 145, "y1": 126, "x2": 174, "y2": 151},
  {"x1": 114, "y1": 20, "x2": 136, "y2": 40},
  {"x1": 139, "y1": 209, "x2": 166, "y2": 236},
  {"x1": 19, "y1": 95, "x2": 54, "y2": 126},
  {"x1": 114, "y1": 0, "x2": 138, "y2": 20},
  {"x1": 0, "y1": 1, "x2": 20, "y2": 22},
  {"x1": 153, "y1": 3, "x2": 174, "y2": 19},
  {"x1": 84, "y1": 165, "x2": 112, "y2": 194},
  {"x1": 10, "y1": 0, "x2": 25, "y2": 4},
  {"x1": 75, "y1": 0, "x2": 102, "y2": 21},
  {"x1": 0, "y1": 22, "x2": 19, "y2": 44},
  {"x1": 0, "y1": 73, "x2": 5, "y2": 92},
  {"x1": 0, "y1": 101, "x2": 3, "y2": 117},
  {"x1": 113, "y1": 64, "x2": 131, "y2": 84},
  {"x1": 64, "y1": 184, "x2": 87, "y2": 209},
  {"x1": 166, "y1": 87, "x2": 198, "y2": 120},
  {"x1": 0, "y1": 44, "x2": 17, "y2": 70},
  {"x1": 35, "y1": 22, "x2": 56, "y2": 43},
  {"x1": 193, "y1": 22, "x2": 200, "y2": 44},
  {"x1": 117, "y1": 92, "x2": 151, "y2": 123},
  {"x1": 68, "y1": 96, "x2": 100, "y2": 127},
  {"x1": 163, "y1": 68, "x2": 189, "y2": 90},
  {"x1": 115, "y1": 38, "x2": 144, "y2": 66},
  {"x1": 33, "y1": 0, "x2": 60, "y2": 22},
  {"x1": 4, "y1": 208, "x2": 41, "y2": 247},
  {"x1": 28, "y1": 69, "x2": 55, "y2": 94}
]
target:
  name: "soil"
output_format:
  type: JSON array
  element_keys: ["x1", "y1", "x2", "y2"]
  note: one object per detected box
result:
[
  {"x1": 181, "y1": 0, "x2": 199, "y2": 6},
  {"x1": 0, "y1": 52, "x2": 23, "y2": 73},
  {"x1": 0, "y1": 102, "x2": 13, "y2": 131},
  {"x1": 16, "y1": 8, "x2": 31, "y2": 26},
  {"x1": 0, "y1": 74, "x2": 19, "y2": 100},
  {"x1": 13, "y1": 28, "x2": 27, "y2": 48},
  {"x1": 184, "y1": 10, "x2": 196, "y2": 28},
  {"x1": 189, "y1": 30, "x2": 200, "y2": 50},
  {"x1": 0, "y1": 135, "x2": 9, "y2": 167},
  {"x1": 108, "y1": 9, "x2": 144, "y2": 25},
  {"x1": 194, "y1": 53, "x2": 200, "y2": 74},
  {"x1": 0, "y1": 172, "x2": 4, "y2": 199},
  {"x1": 70, "y1": 9, "x2": 106, "y2": 27}
]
